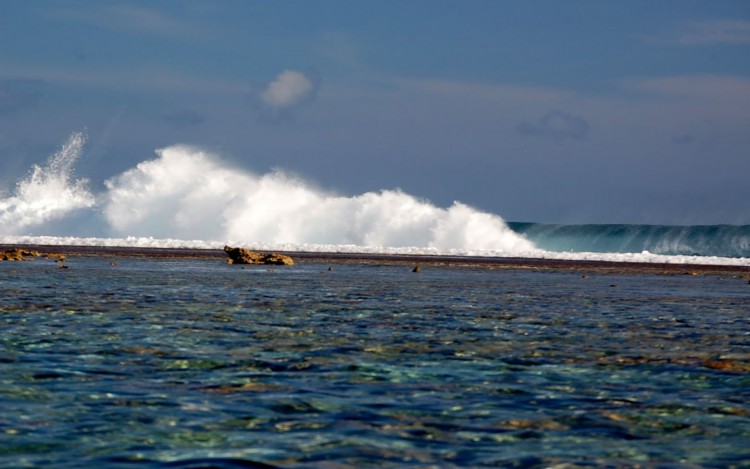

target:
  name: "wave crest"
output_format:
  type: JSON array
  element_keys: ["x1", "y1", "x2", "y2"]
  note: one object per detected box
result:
[{"x1": 103, "y1": 145, "x2": 536, "y2": 252}]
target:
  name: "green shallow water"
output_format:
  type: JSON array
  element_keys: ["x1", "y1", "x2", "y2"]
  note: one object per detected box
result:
[{"x1": 1, "y1": 256, "x2": 749, "y2": 468}]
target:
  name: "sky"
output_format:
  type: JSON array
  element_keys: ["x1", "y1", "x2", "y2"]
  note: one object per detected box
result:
[{"x1": 1, "y1": 0, "x2": 749, "y2": 225}]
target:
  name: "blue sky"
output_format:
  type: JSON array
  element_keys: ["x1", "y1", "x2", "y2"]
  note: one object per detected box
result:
[{"x1": 1, "y1": 0, "x2": 749, "y2": 224}]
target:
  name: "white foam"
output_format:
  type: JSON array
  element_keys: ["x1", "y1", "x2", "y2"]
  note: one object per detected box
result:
[
  {"x1": 1, "y1": 234, "x2": 749, "y2": 266},
  {"x1": 102, "y1": 145, "x2": 535, "y2": 253},
  {"x1": 0, "y1": 133, "x2": 95, "y2": 234}
]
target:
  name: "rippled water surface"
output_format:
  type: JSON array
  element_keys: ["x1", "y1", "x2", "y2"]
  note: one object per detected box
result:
[{"x1": 1, "y1": 256, "x2": 749, "y2": 468}]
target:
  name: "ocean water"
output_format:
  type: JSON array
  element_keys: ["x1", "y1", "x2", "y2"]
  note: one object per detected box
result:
[
  {"x1": 1, "y1": 132, "x2": 749, "y2": 265},
  {"x1": 509, "y1": 222, "x2": 750, "y2": 260},
  {"x1": 1, "y1": 254, "x2": 749, "y2": 467}
]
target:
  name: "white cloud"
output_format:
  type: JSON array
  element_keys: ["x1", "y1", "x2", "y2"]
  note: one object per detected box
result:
[{"x1": 259, "y1": 70, "x2": 317, "y2": 116}]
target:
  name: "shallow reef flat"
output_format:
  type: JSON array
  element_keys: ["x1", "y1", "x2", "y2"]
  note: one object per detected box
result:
[
  {"x1": 1, "y1": 247, "x2": 749, "y2": 467},
  {"x1": 2, "y1": 243, "x2": 749, "y2": 277}
]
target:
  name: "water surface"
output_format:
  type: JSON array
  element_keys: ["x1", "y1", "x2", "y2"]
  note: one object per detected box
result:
[{"x1": 1, "y1": 256, "x2": 749, "y2": 467}]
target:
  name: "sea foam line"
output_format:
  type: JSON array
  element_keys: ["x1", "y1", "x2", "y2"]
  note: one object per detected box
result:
[{"x1": 2, "y1": 235, "x2": 749, "y2": 266}]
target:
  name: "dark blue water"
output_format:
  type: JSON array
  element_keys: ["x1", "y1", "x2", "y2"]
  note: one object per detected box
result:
[
  {"x1": 509, "y1": 222, "x2": 750, "y2": 258},
  {"x1": 1, "y1": 255, "x2": 749, "y2": 468}
]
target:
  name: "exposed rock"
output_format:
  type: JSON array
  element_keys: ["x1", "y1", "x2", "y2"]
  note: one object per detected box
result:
[
  {"x1": 224, "y1": 246, "x2": 294, "y2": 266},
  {"x1": 0, "y1": 248, "x2": 70, "y2": 263},
  {"x1": 1, "y1": 248, "x2": 41, "y2": 261},
  {"x1": 703, "y1": 358, "x2": 750, "y2": 373},
  {"x1": 261, "y1": 253, "x2": 295, "y2": 266}
]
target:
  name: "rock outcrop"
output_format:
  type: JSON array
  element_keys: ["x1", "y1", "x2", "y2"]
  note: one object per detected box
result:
[
  {"x1": 223, "y1": 246, "x2": 294, "y2": 266},
  {"x1": 1, "y1": 248, "x2": 66, "y2": 264},
  {"x1": 1, "y1": 248, "x2": 41, "y2": 261}
]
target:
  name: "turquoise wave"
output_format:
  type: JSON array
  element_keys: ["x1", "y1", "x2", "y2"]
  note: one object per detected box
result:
[{"x1": 508, "y1": 223, "x2": 750, "y2": 258}]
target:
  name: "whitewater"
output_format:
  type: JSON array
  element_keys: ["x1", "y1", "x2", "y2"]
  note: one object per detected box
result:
[{"x1": 1, "y1": 132, "x2": 749, "y2": 266}]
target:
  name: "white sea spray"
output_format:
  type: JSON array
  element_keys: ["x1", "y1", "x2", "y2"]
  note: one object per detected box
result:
[
  {"x1": 0, "y1": 132, "x2": 95, "y2": 234},
  {"x1": 102, "y1": 144, "x2": 536, "y2": 253}
]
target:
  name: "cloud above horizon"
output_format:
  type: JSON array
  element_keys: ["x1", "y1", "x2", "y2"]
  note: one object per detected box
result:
[
  {"x1": 258, "y1": 70, "x2": 318, "y2": 119},
  {"x1": 517, "y1": 110, "x2": 589, "y2": 141}
]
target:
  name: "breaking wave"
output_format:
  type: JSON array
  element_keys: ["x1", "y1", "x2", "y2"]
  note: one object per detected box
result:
[
  {"x1": 101, "y1": 145, "x2": 535, "y2": 253},
  {"x1": 1, "y1": 132, "x2": 749, "y2": 266},
  {"x1": 510, "y1": 222, "x2": 750, "y2": 259},
  {"x1": 1, "y1": 133, "x2": 535, "y2": 254}
]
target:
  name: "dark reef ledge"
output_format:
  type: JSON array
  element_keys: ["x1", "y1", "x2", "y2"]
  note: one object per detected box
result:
[{"x1": 2, "y1": 243, "x2": 749, "y2": 277}]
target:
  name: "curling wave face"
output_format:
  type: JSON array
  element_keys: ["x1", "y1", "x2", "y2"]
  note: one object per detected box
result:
[{"x1": 510, "y1": 222, "x2": 750, "y2": 259}]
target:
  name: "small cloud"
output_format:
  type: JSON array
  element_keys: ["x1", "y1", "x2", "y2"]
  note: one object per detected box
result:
[
  {"x1": 517, "y1": 110, "x2": 589, "y2": 141},
  {"x1": 257, "y1": 70, "x2": 319, "y2": 120},
  {"x1": 0, "y1": 79, "x2": 44, "y2": 115},
  {"x1": 163, "y1": 109, "x2": 205, "y2": 129},
  {"x1": 647, "y1": 19, "x2": 750, "y2": 46}
]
